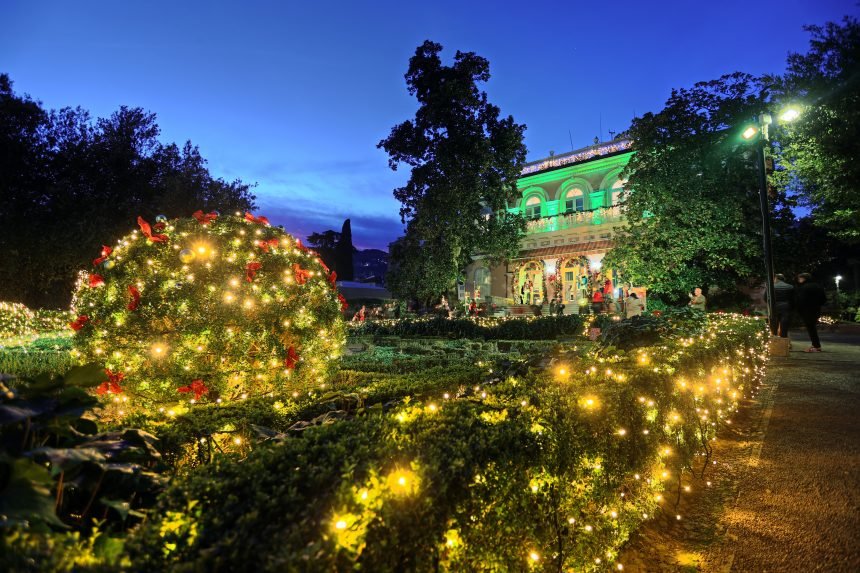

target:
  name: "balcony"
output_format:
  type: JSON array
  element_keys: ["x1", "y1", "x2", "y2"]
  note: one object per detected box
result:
[{"x1": 525, "y1": 206, "x2": 622, "y2": 234}]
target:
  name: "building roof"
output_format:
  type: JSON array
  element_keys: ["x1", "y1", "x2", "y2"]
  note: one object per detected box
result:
[
  {"x1": 512, "y1": 240, "x2": 614, "y2": 260},
  {"x1": 520, "y1": 140, "x2": 632, "y2": 177}
]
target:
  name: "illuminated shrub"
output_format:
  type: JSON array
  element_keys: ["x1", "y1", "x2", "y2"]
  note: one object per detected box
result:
[
  {"x1": 70, "y1": 211, "x2": 346, "y2": 412},
  {"x1": 0, "y1": 301, "x2": 36, "y2": 340}
]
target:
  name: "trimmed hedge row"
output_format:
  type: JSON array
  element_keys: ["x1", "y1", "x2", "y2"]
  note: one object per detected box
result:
[
  {"x1": 348, "y1": 314, "x2": 586, "y2": 340},
  {"x1": 125, "y1": 314, "x2": 767, "y2": 572}
]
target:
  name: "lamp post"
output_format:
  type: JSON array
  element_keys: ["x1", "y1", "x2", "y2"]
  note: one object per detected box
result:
[
  {"x1": 741, "y1": 106, "x2": 800, "y2": 334},
  {"x1": 835, "y1": 275, "x2": 842, "y2": 294}
]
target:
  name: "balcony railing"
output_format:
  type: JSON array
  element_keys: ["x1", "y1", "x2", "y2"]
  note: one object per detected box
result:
[{"x1": 525, "y1": 206, "x2": 622, "y2": 234}]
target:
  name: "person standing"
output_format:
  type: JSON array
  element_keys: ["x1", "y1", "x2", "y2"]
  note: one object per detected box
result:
[
  {"x1": 688, "y1": 288, "x2": 707, "y2": 311},
  {"x1": 795, "y1": 273, "x2": 827, "y2": 352},
  {"x1": 591, "y1": 289, "x2": 604, "y2": 314},
  {"x1": 770, "y1": 274, "x2": 794, "y2": 337},
  {"x1": 626, "y1": 292, "x2": 645, "y2": 318}
]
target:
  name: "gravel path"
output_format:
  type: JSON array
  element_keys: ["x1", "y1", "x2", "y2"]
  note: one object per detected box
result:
[
  {"x1": 704, "y1": 329, "x2": 860, "y2": 572},
  {"x1": 620, "y1": 327, "x2": 860, "y2": 572}
]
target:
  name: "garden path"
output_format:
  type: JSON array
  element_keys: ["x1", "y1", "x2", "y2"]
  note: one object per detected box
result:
[{"x1": 620, "y1": 327, "x2": 860, "y2": 572}]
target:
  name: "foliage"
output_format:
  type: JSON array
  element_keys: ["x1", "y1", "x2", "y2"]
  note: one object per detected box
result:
[
  {"x1": 605, "y1": 73, "x2": 790, "y2": 298},
  {"x1": 0, "y1": 74, "x2": 256, "y2": 308},
  {"x1": 0, "y1": 336, "x2": 75, "y2": 378},
  {"x1": 0, "y1": 301, "x2": 35, "y2": 339},
  {"x1": 337, "y1": 219, "x2": 355, "y2": 281},
  {"x1": 0, "y1": 363, "x2": 165, "y2": 570},
  {"x1": 348, "y1": 314, "x2": 586, "y2": 340},
  {"x1": 772, "y1": 17, "x2": 860, "y2": 242},
  {"x1": 597, "y1": 307, "x2": 706, "y2": 350},
  {"x1": 307, "y1": 229, "x2": 341, "y2": 274},
  {"x1": 69, "y1": 212, "x2": 346, "y2": 413},
  {"x1": 379, "y1": 41, "x2": 527, "y2": 301},
  {"x1": 125, "y1": 313, "x2": 767, "y2": 572}
]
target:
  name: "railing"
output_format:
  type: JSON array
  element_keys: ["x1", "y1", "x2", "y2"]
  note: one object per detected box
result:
[{"x1": 525, "y1": 206, "x2": 622, "y2": 234}]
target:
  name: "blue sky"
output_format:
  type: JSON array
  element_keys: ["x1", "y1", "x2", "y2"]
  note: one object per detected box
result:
[{"x1": 2, "y1": 0, "x2": 855, "y2": 249}]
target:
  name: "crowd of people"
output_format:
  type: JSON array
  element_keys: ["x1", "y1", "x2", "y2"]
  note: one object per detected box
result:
[{"x1": 347, "y1": 272, "x2": 830, "y2": 352}]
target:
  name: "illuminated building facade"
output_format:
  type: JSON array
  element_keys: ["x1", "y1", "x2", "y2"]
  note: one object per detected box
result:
[{"x1": 466, "y1": 139, "x2": 633, "y2": 312}]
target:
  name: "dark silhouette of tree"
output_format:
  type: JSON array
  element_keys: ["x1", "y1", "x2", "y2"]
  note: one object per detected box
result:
[
  {"x1": 0, "y1": 75, "x2": 256, "y2": 308},
  {"x1": 378, "y1": 41, "x2": 526, "y2": 301},
  {"x1": 307, "y1": 229, "x2": 341, "y2": 272},
  {"x1": 336, "y1": 219, "x2": 355, "y2": 281}
]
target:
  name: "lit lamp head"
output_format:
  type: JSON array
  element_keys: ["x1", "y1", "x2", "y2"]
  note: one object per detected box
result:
[
  {"x1": 835, "y1": 275, "x2": 842, "y2": 287},
  {"x1": 741, "y1": 126, "x2": 758, "y2": 140},
  {"x1": 778, "y1": 106, "x2": 801, "y2": 123}
]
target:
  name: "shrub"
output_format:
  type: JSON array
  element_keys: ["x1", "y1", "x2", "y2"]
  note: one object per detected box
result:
[
  {"x1": 349, "y1": 314, "x2": 585, "y2": 340},
  {"x1": 69, "y1": 212, "x2": 346, "y2": 414},
  {"x1": 126, "y1": 314, "x2": 767, "y2": 572}
]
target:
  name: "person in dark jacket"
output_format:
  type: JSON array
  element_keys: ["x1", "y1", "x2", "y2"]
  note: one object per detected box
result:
[
  {"x1": 770, "y1": 273, "x2": 794, "y2": 337},
  {"x1": 795, "y1": 273, "x2": 827, "y2": 352}
]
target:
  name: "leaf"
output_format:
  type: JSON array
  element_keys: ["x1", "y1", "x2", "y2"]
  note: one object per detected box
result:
[
  {"x1": 100, "y1": 497, "x2": 145, "y2": 520},
  {"x1": 64, "y1": 363, "x2": 108, "y2": 388},
  {"x1": 0, "y1": 456, "x2": 67, "y2": 529},
  {"x1": 28, "y1": 447, "x2": 107, "y2": 477}
]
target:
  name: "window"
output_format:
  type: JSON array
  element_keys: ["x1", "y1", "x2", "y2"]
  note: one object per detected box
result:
[
  {"x1": 564, "y1": 188, "x2": 584, "y2": 213},
  {"x1": 525, "y1": 196, "x2": 542, "y2": 219},
  {"x1": 564, "y1": 271, "x2": 574, "y2": 282}
]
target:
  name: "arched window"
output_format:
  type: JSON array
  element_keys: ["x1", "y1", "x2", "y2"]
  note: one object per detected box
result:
[
  {"x1": 611, "y1": 179, "x2": 626, "y2": 206},
  {"x1": 564, "y1": 188, "x2": 584, "y2": 213},
  {"x1": 525, "y1": 196, "x2": 542, "y2": 219}
]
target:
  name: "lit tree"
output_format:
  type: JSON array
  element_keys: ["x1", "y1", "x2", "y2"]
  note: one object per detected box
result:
[{"x1": 70, "y1": 211, "x2": 346, "y2": 414}]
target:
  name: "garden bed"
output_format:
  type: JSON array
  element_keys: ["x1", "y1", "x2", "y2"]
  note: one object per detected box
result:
[{"x1": 1, "y1": 312, "x2": 768, "y2": 572}]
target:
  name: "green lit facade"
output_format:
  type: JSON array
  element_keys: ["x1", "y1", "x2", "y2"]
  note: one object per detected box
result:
[{"x1": 466, "y1": 140, "x2": 633, "y2": 311}]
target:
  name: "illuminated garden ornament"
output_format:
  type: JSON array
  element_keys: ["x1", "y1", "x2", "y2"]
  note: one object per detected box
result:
[{"x1": 70, "y1": 212, "x2": 346, "y2": 413}]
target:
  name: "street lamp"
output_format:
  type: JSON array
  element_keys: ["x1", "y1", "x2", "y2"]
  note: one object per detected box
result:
[
  {"x1": 835, "y1": 275, "x2": 842, "y2": 294},
  {"x1": 740, "y1": 106, "x2": 801, "y2": 333}
]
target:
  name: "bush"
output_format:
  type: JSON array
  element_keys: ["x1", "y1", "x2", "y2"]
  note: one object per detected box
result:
[
  {"x1": 69, "y1": 212, "x2": 346, "y2": 414},
  {"x1": 349, "y1": 314, "x2": 585, "y2": 340},
  {"x1": 125, "y1": 313, "x2": 767, "y2": 572}
]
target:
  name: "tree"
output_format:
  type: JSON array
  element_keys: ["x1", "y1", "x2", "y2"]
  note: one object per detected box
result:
[
  {"x1": 307, "y1": 229, "x2": 341, "y2": 272},
  {"x1": 378, "y1": 41, "x2": 527, "y2": 301},
  {"x1": 336, "y1": 219, "x2": 355, "y2": 281},
  {"x1": 0, "y1": 75, "x2": 256, "y2": 308},
  {"x1": 604, "y1": 73, "x2": 783, "y2": 299},
  {"x1": 772, "y1": 17, "x2": 860, "y2": 242}
]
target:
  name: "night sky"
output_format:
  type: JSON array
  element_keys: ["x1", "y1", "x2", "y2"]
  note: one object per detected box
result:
[{"x1": 3, "y1": 0, "x2": 855, "y2": 250}]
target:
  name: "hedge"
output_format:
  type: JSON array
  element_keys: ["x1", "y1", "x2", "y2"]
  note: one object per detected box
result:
[
  {"x1": 348, "y1": 314, "x2": 586, "y2": 340},
  {"x1": 124, "y1": 313, "x2": 767, "y2": 572}
]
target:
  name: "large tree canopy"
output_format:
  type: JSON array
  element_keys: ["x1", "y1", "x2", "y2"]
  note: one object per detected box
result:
[
  {"x1": 772, "y1": 17, "x2": 860, "y2": 242},
  {"x1": 0, "y1": 75, "x2": 256, "y2": 308},
  {"x1": 605, "y1": 73, "x2": 779, "y2": 299},
  {"x1": 378, "y1": 41, "x2": 527, "y2": 301}
]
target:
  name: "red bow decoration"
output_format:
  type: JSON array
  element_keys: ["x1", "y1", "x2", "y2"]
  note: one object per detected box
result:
[
  {"x1": 178, "y1": 379, "x2": 209, "y2": 400},
  {"x1": 257, "y1": 238, "x2": 279, "y2": 253},
  {"x1": 295, "y1": 238, "x2": 309, "y2": 253},
  {"x1": 317, "y1": 258, "x2": 330, "y2": 273},
  {"x1": 69, "y1": 315, "x2": 90, "y2": 331},
  {"x1": 88, "y1": 274, "x2": 105, "y2": 288},
  {"x1": 293, "y1": 264, "x2": 311, "y2": 285},
  {"x1": 97, "y1": 369, "x2": 124, "y2": 395},
  {"x1": 246, "y1": 261, "x2": 262, "y2": 282},
  {"x1": 137, "y1": 216, "x2": 168, "y2": 243},
  {"x1": 244, "y1": 212, "x2": 270, "y2": 226},
  {"x1": 328, "y1": 271, "x2": 337, "y2": 288},
  {"x1": 338, "y1": 293, "x2": 349, "y2": 312},
  {"x1": 192, "y1": 210, "x2": 218, "y2": 225},
  {"x1": 284, "y1": 346, "x2": 299, "y2": 369},
  {"x1": 93, "y1": 245, "x2": 113, "y2": 266},
  {"x1": 127, "y1": 285, "x2": 141, "y2": 311}
]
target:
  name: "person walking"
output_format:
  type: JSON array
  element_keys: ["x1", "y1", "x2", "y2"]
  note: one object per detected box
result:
[
  {"x1": 688, "y1": 287, "x2": 707, "y2": 311},
  {"x1": 770, "y1": 274, "x2": 794, "y2": 337},
  {"x1": 625, "y1": 292, "x2": 645, "y2": 318},
  {"x1": 795, "y1": 273, "x2": 827, "y2": 352}
]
